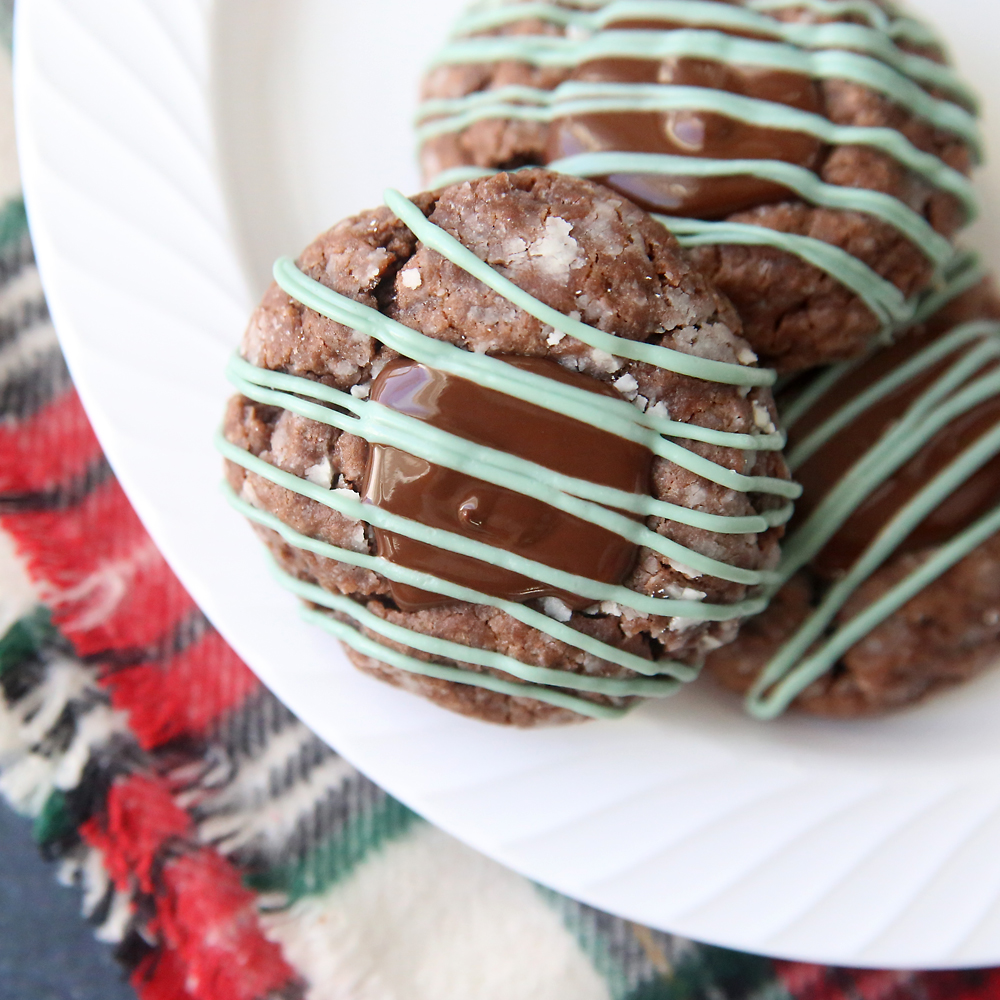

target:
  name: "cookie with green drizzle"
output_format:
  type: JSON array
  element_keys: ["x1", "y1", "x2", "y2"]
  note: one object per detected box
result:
[
  {"x1": 418, "y1": 0, "x2": 979, "y2": 372},
  {"x1": 706, "y1": 271, "x2": 1000, "y2": 717},
  {"x1": 221, "y1": 170, "x2": 795, "y2": 725}
]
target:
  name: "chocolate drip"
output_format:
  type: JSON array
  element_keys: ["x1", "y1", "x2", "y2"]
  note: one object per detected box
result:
[
  {"x1": 787, "y1": 332, "x2": 1000, "y2": 577},
  {"x1": 545, "y1": 38, "x2": 824, "y2": 218},
  {"x1": 363, "y1": 356, "x2": 653, "y2": 612}
]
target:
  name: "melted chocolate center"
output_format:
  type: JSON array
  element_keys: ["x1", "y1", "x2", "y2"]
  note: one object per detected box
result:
[
  {"x1": 545, "y1": 22, "x2": 825, "y2": 218},
  {"x1": 362, "y1": 356, "x2": 653, "y2": 612},
  {"x1": 787, "y1": 332, "x2": 1000, "y2": 577}
]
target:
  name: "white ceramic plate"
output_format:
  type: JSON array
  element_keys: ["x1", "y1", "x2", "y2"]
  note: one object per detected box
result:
[{"x1": 15, "y1": 0, "x2": 1000, "y2": 969}]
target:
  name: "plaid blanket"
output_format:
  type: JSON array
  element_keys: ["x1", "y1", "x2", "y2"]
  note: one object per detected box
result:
[{"x1": 2, "y1": 15, "x2": 1000, "y2": 1000}]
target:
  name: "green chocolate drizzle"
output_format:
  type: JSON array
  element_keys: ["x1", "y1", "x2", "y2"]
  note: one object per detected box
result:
[
  {"x1": 222, "y1": 188, "x2": 792, "y2": 715},
  {"x1": 419, "y1": 0, "x2": 980, "y2": 338},
  {"x1": 749, "y1": 281, "x2": 1000, "y2": 718},
  {"x1": 225, "y1": 485, "x2": 698, "y2": 683},
  {"x1": 652, "y1": 213, "x2": 911, "y2": 326},
  {"x1": 430, "y1": 8, "x2": 978, "y2": 146},
  {"x1": 418, "y1": 82, "x2": 977, "y2": 222},
  {"x1": 457, "y1": 2, "x2": 956, "y2": 83}
]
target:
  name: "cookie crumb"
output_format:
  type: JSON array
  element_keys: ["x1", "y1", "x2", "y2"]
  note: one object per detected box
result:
[
  {"x1": 349, "y1": 247, "x2": 390, "y2": 288},
  {"x1": 540, "y1": 597, "x2": 574, "y2": 622},
  {"x1": 613, "y1": 373, "x2": 639, "y2": 399},
  {"x1": 590, "y1": 348, "x2": 621, "y2": 373},
  {"x1": 400, "y1": 267, "x2": 422, "y2": 289},
  {"x1": 305, "y1": 457, "x2": 334, "y2": 489},
  {"x1": 668, "y1": 560, "x2": 704, "y2": 580},
  {"x1": 668, "y1": 617, "x2": 700, "y2": 634},
  {"x1": 752, "y1": 401, "x2": 777, "y2": 433},
  {"x1": 529, "y1": 216, "x2": 579, "y2": 277}
]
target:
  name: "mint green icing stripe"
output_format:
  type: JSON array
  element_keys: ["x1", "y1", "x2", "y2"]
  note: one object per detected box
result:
[
  {"x1": 780, "y1": 254, "x2": 987, "y2": 434},
  {"x1": 417, "y1": 81, "x2": 977, "y2": 222},
  {"x1": 233, "y1": 341, "x2": 784, "y2": 457},
  {"x1": 751, "y1": 306, "x2": 1000, "y2": 717},
  {"x1": 780, "y1": 359, "x2": 861, "y2": 432},
  {"x1": 227, "y1": 363, "x2": 780, "y2": 585},
  {"x1": 299, "y1": 607, "x2": 631, "y2": 720},
  {"x1": 448, "y1": 1, "x2": 974, "y2": 108},
  {"x1": 271, "y1": 261, "x2": 797, "y2": 499},
  {"x1": 224, "y1": 485, "x2": 697, "y2": 679},
  {"x1": 463, "y1": 0, "x2": 939, "y2": 46},
  {"x1": 280, "y1": 568, "x2": 683, "y2": 699},
  {"x1": 756, "y1": 505, "x2": 1000, "y2": 717},
  {"x1": 549, "y1": 148, "x2": 954, "y2": 267},
  {"x1": 271, "y1": 257, "x2": 745, "y2": 446},
  {"x1": 220, "y1": 434, "x2": 767, "y2": 621},
  {"x1": 383, "y1": 188, "x2": 776, "y2": 387},
  {"x1": 745, "y1": 0, "x2": 939, "y2": 45},
  {"x1": 229, "y1": 356, "x2": 792, "y2": 536},
  {"x1": 649, "y1": 213, "x2": 910, "y2": 326},
  {"x1": 424, "y1": 166, "x2": 972, "y2": 311},
  {"x1": 909, "y1": 252, "x2": 988, "y2": 328},
  {"x1": 270, "y1": 258, "x2": 710, "y2": 454},
  {"x1": 749, "y1": 435, "x2": 1000, "y2": 718},
  {"x1": 777, "y1": 348, "x2": 1000, "y2": 586},
  {"x1": 787, "y1": 321, "x2": 1000, "y2": 471},
  {"x1": 430, "y1": 31, "x2": 980, "y2": 152}
]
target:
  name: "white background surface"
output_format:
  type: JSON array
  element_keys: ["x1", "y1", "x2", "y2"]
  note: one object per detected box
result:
[{"x1": 15, "y1": 0, "x2": 1000, "y2": 968}]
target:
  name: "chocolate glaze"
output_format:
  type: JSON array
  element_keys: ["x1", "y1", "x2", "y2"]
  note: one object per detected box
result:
[
  {"x1": 363, "y1": 356, "x2": 653, "y2": 612},
  {"x1": 545, "y1": 35, "x2": 825, "y2": 218},
  {"x1": 787, "y1": 331, "x2": 1000, "y2": 577}
]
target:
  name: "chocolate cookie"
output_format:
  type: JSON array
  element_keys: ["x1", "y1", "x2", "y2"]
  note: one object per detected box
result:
[
  {"x1": 706, "y1": 274, "x2": 1000, "y2": 717},
  {"x1": 220, "y1": 169, "x2": 794, "y2": 725},
  {"x1": 418, "y1": 0, "x2": 980, "y2": 372}
]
